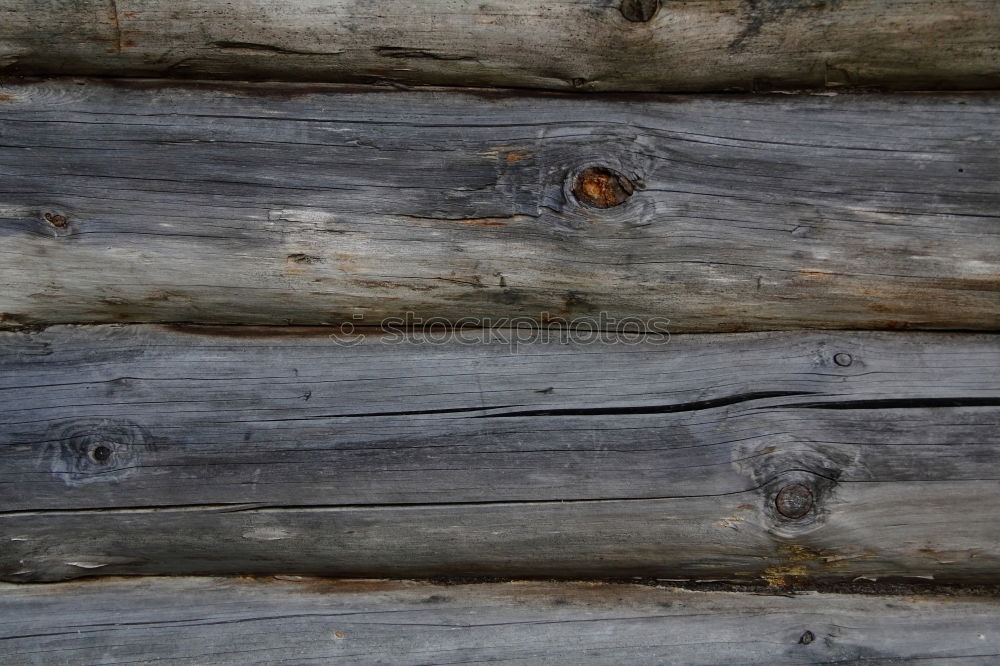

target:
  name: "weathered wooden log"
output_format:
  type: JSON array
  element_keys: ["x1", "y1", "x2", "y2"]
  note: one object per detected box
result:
[
  {"x1": 1, "y1": 80, "x2": 998, "y2": 331},
  {"x1": 2, "y1": 1, "x2": 1000, "y2": 92},
  {"x1": 3, "y1": 577, "x2": 1000, "y2": 664},
  {"x1": 2, "y1": 325, "x2": 998, "y2": 583}
]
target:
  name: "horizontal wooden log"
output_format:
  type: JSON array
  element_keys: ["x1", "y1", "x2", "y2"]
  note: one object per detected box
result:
[
  {"x1": 2, "y1": 1, "x2": 1000, "y2": 92},
  {"x1": 3, "y1": 577, "x2": 1000, "y2": 664},
  {"x1": 1, "y1": 80, "x2": 998, "y2": 331},
  {"x1": 2, "y1": 326, "x2": 999, "y2": 582}
]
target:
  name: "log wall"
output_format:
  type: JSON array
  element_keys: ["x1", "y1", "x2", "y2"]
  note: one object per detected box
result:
[{"x1": 2, "y1": 2, "x2": 1000, "y2": 661}]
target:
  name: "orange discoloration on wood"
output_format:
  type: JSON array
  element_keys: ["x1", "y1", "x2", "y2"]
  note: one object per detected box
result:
[
  {"x1": 763, "y1": 546, "x2": 821, "y2": 585},
  {"x1": 457, "y1": 217, "x2": 510, "y2": 227},
  {"x1": 797, "y1": 269, "x2": 835, "y2": 279},
  {"x1": 573, "y1": 167, "x2": 635, "y2": 209},
  {"x1": 479, "y1": 146, "x2": 532, "y2": 162},
  {"x1": 505, "y1": 150, "x2": 533, "y2": 163},
  {"x1": 761, "y1": 545, "x2": 864, "y2": 587}
]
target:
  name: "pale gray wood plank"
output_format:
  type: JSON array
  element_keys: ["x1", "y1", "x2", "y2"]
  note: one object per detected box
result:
[
  {"x1": 2, "y1": 577, "x2": 1000, "y2": 665},
  {"x1": 1, "y1": 326, "x2": 998, "y2": 582},
  {"x1": 0, "y1": 79, "x2": 998, "y2": 330},
  {"x1": 1, "y1": 1, "x2": 999, "y2": 92}
]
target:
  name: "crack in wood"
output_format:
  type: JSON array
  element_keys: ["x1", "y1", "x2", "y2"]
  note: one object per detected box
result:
[
  {"x1": 776, "y1": 398, "x2": 1000, "y2": 410},
  {"x1": 108, "y1": 0, "x2": 122, "y2": 53},
  {"x1": 212, "y1": 41, "x2": 345, "y2": 56}
]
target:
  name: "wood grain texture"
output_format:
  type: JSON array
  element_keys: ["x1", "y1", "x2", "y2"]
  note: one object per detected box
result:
[
  {"x1": 1, "y1": 79, "x2": 998, "y2": 331},
  {"x1": 2, "y1": 325, "x2": 999, "y2": 582},
  {"x1": 1, "y1": 1, "x2": 1000, "y2": 92},
  {"x1": 3, "y1": 577, "x2": 1000, "y2": 665}
]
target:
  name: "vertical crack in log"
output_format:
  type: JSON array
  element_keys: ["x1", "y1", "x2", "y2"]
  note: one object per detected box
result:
[{"x1": 109, "y1": 0, "x2": 123, "y2": 53}]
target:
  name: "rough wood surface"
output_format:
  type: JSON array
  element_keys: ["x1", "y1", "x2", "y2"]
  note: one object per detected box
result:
[
  {"x1": 2, "y1": 326, "x2": 999, "y2": 582},
  {"x1": 3, "y1": 577, "x2": 1000, "y2": 665},
  {"x1": 1, "y1": 79, "x2": 998, "y2": 331},
  {"x1": 2, "y1": 1, "x2": 1000, "y2": 92}
]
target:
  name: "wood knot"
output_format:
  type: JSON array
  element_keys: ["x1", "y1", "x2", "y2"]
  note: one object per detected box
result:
[
  {"x1": 833, "y1": 352, "x2": 853, "y2": 367},
  {"x1": 620, "y1": 0, "x2": 660, "y2": 22},
  {"x1": 49, "y1": 419, "x2": 151, "y2": 486},
  {"x1": 44, "y1": 212, "x2": 68, "y2": 228},
  {"x1": 89, "y1": 444, "x2": 113, "y2": 463},
  {"x1": 775, "y1": 483, "x2": 814, "y2": 519},
  {"x1": 572, "y1": 166, "x2": 635, "y2": 209}
]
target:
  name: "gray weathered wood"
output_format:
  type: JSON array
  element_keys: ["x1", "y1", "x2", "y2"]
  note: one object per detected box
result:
[
  {"x1": 3, "y1": 577, "x2": 1000, "y2": 665},
  {"x1": 1, "y1": 79, "x2": 998, "y2": 331},
  {"x1": 2, "y1": 1, "x2": 1000, "y2": 92},
  {"x1": 2, "y1": 326, "x2": 998, "y2": 582}
]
